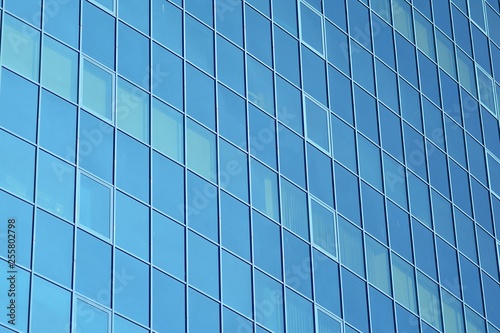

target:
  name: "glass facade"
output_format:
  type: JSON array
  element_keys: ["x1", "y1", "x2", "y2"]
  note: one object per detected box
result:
[{"x1": 0, "y1": 0, "x2": 499, "y2": 332}]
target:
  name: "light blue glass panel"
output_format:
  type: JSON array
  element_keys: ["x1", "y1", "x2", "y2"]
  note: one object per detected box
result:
[
  {"x1": 186, "y1": 0, "x2": 213, "y2": 25},
  {"x1": 317, "y1": 310, "x2": 342, "y2": 333},
  {"x1": 152, "y1": 211, "x2": 185, "y2": 279},
  {"x1": 152, "y1": 269, "x2": 186, "y2": 332},
  {"x1": 414, "y1": 12, "x2": 435, "y2": 60},
  {"x1": 396, "y1": 304, "x2": 420, "y2": 333},
  {"x1": 249, "y1": 104, "x2": 277, "y2": 169},
  {"x1": 285, "y1": 289, "x2": 314, "y2": 333},
  {"x1": 302, "y1": 46, "x2": 327, "y2": 105},
  {"x1": 188, "y1": 231, "x2": 219, "y2": 298},
  {"x1": 152, "y1": 0, "x2": 182, "y2": 54},
  {"x1": 189, "y1": 288, "x2": 220, "y2": 332},
  {"x1": 387, "y1": 200, "x2": 413, "y2": 262},
  {"x1": 339, "y1": 217, "x2": 365, "y2": 277},
  {"x1": 276, "y1": 78, "x2": 302, "y2": 135},
  {"x1": 342, "y1": 268, "x2": 369, "y2": 333},
  {"x1": 352, "y1": 42, "x2": 375, "y2": 94},
  {"x1": 91, "y1": 0, "x2": 113, "y2": 11},
  {"x1": 313, "y1": 250, "x2": 341, "y2": 316},
  {"x1": 114, "y1": 250, "x2": 150, "y2": 326},
  {"x1": 114, "y1": 315, "x2": 148, "y2": 333},
  {"x1": 457, "y1": 49, "x2": 477, "y2": 96},
  {"x1": 0, "y1": 68, "x2": 38, "y2": 143},
  {"x1": 39, "y1": 91, "x2": 77, "y2": 163},
  {"x1": 354, "y1": 85, "x2": 379, "y2": 143},
  {"x1": 218, "y1": 85, "x2": 247, "y2": 150},
  {"x1": 78, "y1": 174, "x2": 111, "y2": 238},
  {"x1": 442, "y1": 290, "x2": 465, "y2": 333},
  {"x1": 273, "y1": 0, "x2": 297, "y2": 36},
  {"x1": 79, "y1": 111, "x2": 114, "y2": 183},
  {"x1": 437, "y1": 238, "x2": 461, "y2": 297},
  {"x1": 281, "y1": 179, "x2": 308, "y2": 240},
  {"x1": 335, "y1": 163, "x2": 361, "y2": 225},
  {"x1": 118, "y1": 22, "x2": 150, "y2": 89},
  {"x1": 274, "y1": 26, "x2": 301, "y2": 86},
  {"x1": 75, "y1": 299, "x2": 109, "y2": 333},
  {"x1": 41, "y1": 36, "x2": 78, "y2": 102},
  {"x1": 1, "y1": 14, "x2": 40, "y2": 81},
  {"x1": 300, "y1": 2, "x2": 323, "y2": 53},
  {"x1": 221, "y1": 191, "x2": 251, "y2": 260},
  {"x1": 82, "y1": 1, "x2": 115, "y2": 69},
  {"x1": 224, "y1": 307, "x2": 253, "y2": 333},
  {"x1": 34, "y1": 209, "x2": 73, "y2": 287},
  {"x1": 431, "y1": 191, "x2": 454, "y2": 245},
  {"x1": 186, "y1": 64, "x2": 216, "y2": 130},
  {"x1": 116, "y1": 131, "x2": 150, "y2": 202},
  {"x1": 5, "y1": 0, "x2": 41, "y2": 26},
  {"x1": 366, "y1": 236, "x2": 391, "y2": 295},
  {"x1": 255, "y1": 270, "x2": 285, "y2": 333},
  {"x1": 118, "y1": 0, "x2": 149, "y2": 33},
  {"x1": 361, "y1": 182, "x2": 387, "y2": 244},
  {"x1": 186, "y1": 119, "x2": 217, "y2": 182},
  {"x1": 307, "y1": 144, "x2": 334, "y2": 207},
  {"x1": 413, "y1": 220, "x2": 437, "y2": 279},
  {"x1": 81, "y1": 60, "x2": 113, "y2": 121},
  {"x1": 253, "y1": 211, "x2": 282, "y2": 279},
  {"x1": 392, "y1": 254, "x2": 417, "y2": 313},
  {"x1": 217, "y1": 35, "x2": 245, "y2": 95},
  {"x1": 116, "y1": 78, "x2": 150, "y2": 143},
  {"x1": 44, "y1": 0, "x2": 79, "y2": 48},
  {"x1": 376, "y1": 61, "x2": 399, "y2": 113},
  {"x1": 417, "y1": 272, "x2": 443, "y2": 331},
  {"x1": 460, "y1": 256, "x2": 484, "y2": 315},
  {"x1": 115, "y1": 191, "x2": 149, "y2": 260},
  {"x1": 305, "y1": 98, "x2": 329, "y2": 151},
  {"x1": 30, "y1": 277, "x2": 71, "y2": 333},
  {"x1": 152, "y1": 98, "x2": 183, "y2": 163},
  {"x1": 370, "y1": 287, "x2": 395, "y2": 333},
  {"x1": 358, "y1": 135, "x2": 382, "y2": 191},
  {"x1": 216, "y1": 0, "x2": 243, "y2": 46},
  {"x1": 75, "y1": 230, "x2": 112, "y2": 306},
  {"x1": 222, "y1": 251, "x2": 252, "y2": 317},
  {"x1": 0, "y1": 130, "x2": 35, "y2": 201},
  {"x1": 246, "y1": 5, "x2": 272, "y2": 66},
  {"x1": 186, "y1": 14, "x2": 214, "y2": 75},
  {"x1": 248, "y1": 56, "x2": 275, "y2": 115},
  {"x1": 219, "y1": 139, "x2": 248, "y2": 201},
  {"x1": 392, "y1": 0, "x2": 413, "y2": 41},
  {"x1": 436, "y1": 31, "x2": 457, "y2": 78},
  {"x1": 408, "y1": 172, "x2": 431, "y2": 227},
  {"x1": 152, "y1": 151, "x2": 184, "y2": 223},
  {"x1": 311, "y1": 199, "x2": 336, "y2": 257},
  {"x1": 37, "y1": 151, "x2": 75, "y2": 221},
  {"x1": 383, "y1": 153, "x2": 407, "y2": 209},
  {"x1": 187, "y1": 172, "x2": 218, "y2": 241},
  {"x1": 251, "y1": 159, "x2": 279, "y2": 221},
  {"x1": 152, "y1": 42, "x2": 184, "y2": 111}
]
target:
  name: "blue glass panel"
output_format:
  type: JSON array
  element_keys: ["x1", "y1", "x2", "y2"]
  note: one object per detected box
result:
[
  {"x1": 437, "y1": 238, "x2": 461, "y2": 298},
  {"x1": 408, "y1": 172, "x2": 431, "y2": 227},
  {"x1": 186, "y1": 0, "x2": 213, "y2": 25},
  {"x1": 427, "y1": 142, "x2": 450, "y2": 199},
  {"x1": 187, "y1": 172, "x2": 218, "y2": 241},
  {"x1": 467, "y1": 136, "x2": 487, "y2": 185},
  {"x1": 317, "y1": 310, "x2": 342, "y2": 333},
  {"x1": 216, "y1": 0, "x2": 243, "y2": 46},
  {"x1": 222, "y1": 251, "x2": 253, "y2": 317},
  {"x1": 78, "y1": 174, "x2": 111, "y2": 238},
  {"x1": 217, "y1": 35, "x2": 245, "y2": 95},
  {"x1": 186, "y1": 64, "x2": 216, "y2": 129},
  {"x1": 273, "y1": 0, "x2": 297, "y2": 36},
  {"x1": 349, "y1": 0, "x2": 371, "y2": 49},
  {"x1": 404, "y1": 124, "x2": 427, "y2": 181},
  {"x1": 188, "y1": 231, "x2": 219, "y2": 298},
  {"x1": 376, "y1": 61, "x2": 399, "y2": 113},
  {"x1": 449, "y1": 161, "x2": 472, "y2": 217},
  {"x1": 441, "y1": 71, "x2": 462, "y2": 124},
  {"x1": 34, "y1": 209, "x2": 73, "y2": 287},
  {"x1": 482, "y1": 273, "x2": 500, "y2": 328},
  {"x1": 116, "y1": 131, "x2": 150, "y2": 202},
  {"x1": 335, "y1": 163, "x2": 361, "y2": 225},
  {"x1": 301, "y1": 3, "x2": 323, "y2": 53},
  {"x1": 152, "y1": 0, "x2": 182, "y2": 55},
  {"x1": 455, "y1": 208, "x2": 478, "y2": 263},
  {"x1": 452, "y1": 6, "x2": 472, "y2": 56},
  {"x1": 119, "y1": 0, "x2": 149, "y2": 33},
  {"x1": 471, "y1": 179, "x2": 493, "y2": 233},
  {"x1": 279, "y1": 125, "x2": 306, "y2": 188},
  {"x1": 445, "y1": 117, "x2": 466, "y2": 167},
  {"x1": 116, "y1": 78, "x2": 150, "y2": 143},
  {"x1": 339, "y1": 216, "x2": 365, "y2": 276},
  {"x1": 152, "y1": 211, "x2": 185, "y2": 279},
  {"x1": 218, "y1": 85, "x2": 247, "y2": 149},
  {"x1": 75, "y1": 299, "x2": 109, "y2": 333},
  {"x1": 302, "y1": 46, "x2": 327, "y2": 106},
  {"x1": 219, "y1": 139, "x2": 249, "y2": 201},
  {"x1": 247, "y1": 57, "x2": 275, "y2": 115},
  {"x1": 342, "y1": 268, "x2": 369, "y2": 333},
  {"x1": 0, "y1": 129, "x2": 35, "y2": 201},
  {"x1": 383, "y1": 153, "x2": 408, "y2": 209},
  {"x1": 284, "y1": 231, "x2": 312, "y2": 298},
  {"x1": 281, "y1": 179, "x2": 309, "y2": 240},
  {"x1": 152, "y1": 98, "x2": 184, "y2": 163},
  {"x1": 285, "y1": 289, "x2": 314, "y2": 333},
  {"x1": 370, "y1": 287, "x2": 395, "y2": 333},
  {"x1": 331, "y1": 115, "x2": 357, "y2": 172},
  {"x1": 79, "y1": 111, "x2": 114, "y2": 183},
  {"x1": 396, "y1": 304, "x2": 419, "y2": 333},
  {"x1": 413, "y1": 219, "x2": 437, "y2": 279},
  {"x1": 246, "y1": 5, "x2": 272, "y2": 66},
  {"x1": 305, "y1": 98, "x2": 330, "y2": 151},
  {"x1": 224, "y1": 307, "x2": 253, "y2": 333},
  {"x1": 189, "y1": 288, "x2": 220, "y2": 332},
  {"x1": 372, "y1": 14, "x2": 395, "y2": 68},
  {"x1": 274, "y1": 26, "x2": 301, "y2": 86},
  {"x1": 460, "y1": 255, "x2": 484, "y2": 315},
  {"x1": 387, "y1": 201, "x2": 413, "y2": 262},
  {"x1": 366, "y1": 236, "x2": 391, "y2": 295},
  {"x1": 400, "y1": 80, "x2": 422, "y2": 131},
  {"x1": 482, "y1": 108, "x2": 500, "y2": 158},
  {"x1": 307, "y1": 144, "x2": 334, "y2": 207},
  {"x1": 1, "y1": 14, "x2": 41, "y2": 81},
  {"x1": 114, "y1": 250, "x2": 150, "y2": 326},
  {"x1": 354, "y1": 86, "x2": 379, "y2": 144},
  {"x1": 0, "y1": 264, "x2": 29, "y2": 331},
  {"x1": 0, "y1": 68, "x2": 38, "y2": 143},
  {"x1": 396, "y1": 33, "x2": 419, "y2": 87},
  {"x1": 75, "y1": 230, "x2": 112, "y2": 306},
  {"x1": 251, "y1": 159, "x2": 279, "y2": 221},
  {"x1": 152, "y1": 42, "x2": 184, "y2": 111},
  {"x1": 326, "y1": 21, "x2": 350, "y2": 74},
  {"x1": 31, "y1": 277, "x2": 71, "y2": 333},
  {"x1": 380, "y1": 105, "x2": 403, "y2": 161},
  {"x1": 476, "y1": 228, "x2": 498, "y2": 279},
  {"x1": 442, "y1": 288, "x2": 465, "y2": 333},
  {"x1": 37, "y1": 151, "x2": 75, "y2": 221},
  {"x1": 351, "y1": 42, "x2": 375, "y2": 94},
  {"x1": 5, "y1": 0, "x2": 41, "y2": 26},
  {"x1": 44, "y1": 0, "x2": 79, "y2": 48},
  {"x1": 118, "y1": 22, "x2": 150, "y2": 89},
  {"x1": 276, "y1": 77, "x2": 302, "y2": 136},
  {"x1": 81, "y1": 60, "x2": 113, "y2": 120},
  {"x1": 358, "y1": 135, "x2": 382, "y2": 191},
  {"x1": 116, "y1": 191, "x2": 149, "y2": 260},
  {"x1": 82, "y1": 1, "x2": 115, "y2": 68},
  {"x1": 152, "y1": 269, "x2": 186, "y2": 332},
  {"x1": 186, "y1": 14, "x2": 214, "y2": 75},
  {"x1": 431, "y1": 190, "x2": 454, "y2": 245},
  {"x1": 114, "y1": 315, "x2": 148, "y2": 333},
  {"x1": 361, "y1": 182, "x2": 387, "y2": 244},
  {"x1": 329, "y1": 66, "x2": 353, "y2": 125},
  {"x1": 313, "y1": 250, "x2": 341, "y2": 316},
  {"x1": 221, "y1": 191, "x2": 251, "y2": 260},
  {"x1": 253, "y1": 211, "x2": 282, "y2": 279},
  {"x1": 249, "y1": 104, "x2": 277, "y2": 169},
  {"x1": 418, "y1": 52, "x2": 441, "y2": 106},
  {"x1": 255, "y1": 270, "x2": 285, "y2": 333}
]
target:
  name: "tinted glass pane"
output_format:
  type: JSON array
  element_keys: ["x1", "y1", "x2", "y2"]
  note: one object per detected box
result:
[
  {"x1": 81, "y1": 60, "x2": 113, "y2": 121},
  {"x1": 189, "y1": 288, "x2": 220, "y2": 332},
  {"x1": 186, "y1": 119, "x2": 217, "y2": 182},
  {"x1": 217, "y1": 35, "x2": 245, "y2": 95},
  {"x1": 152, "y1": 152, "x2": 184, "y2": 223},
  {"x1": 152, "y1": 98, "x2": 183, "y2": 163},
  {"x1": 221, "y1": 191, "x2": 251, "y2": 260},
  {"x1": 119, "y1": 0, "x2": 149, "y2": 33},
  {"x1": 313, "y1": 250, "x2": 341, "y2": 316},
  {"x1": 31, "y1": 277, "x2": 71, "y2": 333},
  {"x1": 82, "y1": 1, "x2": 115, "y2": 68},
  {"x1": 152, "y1": 43, "x2": 184, "y2": 110},
  {"x1": 152, "y1": 211, "x2": 185, "y2": 279},
  {"x1": 255, "y1": 270, "x2": 285, "y2": 333},
  {"x1": 116, "y1": 78, "x2": 150, "y2": 143},
  {"x1": 152, "y1": 0, "x2": 182, "y2": 54},
  {"x1": 186, "y1": 65, "x2": 216, "y2": 129},
  {"x1": 187, "y1": 172, "x2": 218, "y2": 241},
  {"x1": 78, "y1": 174, "x2": 111, "y2": 238},
  {"x1": 218, "y1": 85, "x2": 247, "y2": 149},
  {"x1": 152, "y1": 269, "x2": 186, "y2": 332},
  {"x1": 188, "y1": 231, "x2": 219, "y2": 298},
  {"x1": 281, "y1": 179, "x2": 309, "y2": 240},
  {"x1": 253, "y1": 211, "x2": 282, "y2": 279},
  {"x1": 222, "y1": 251, "x2": 252, "y2": 317},
  {"x1": 116, "y1": 191, "x2": 149, "y2": 260},
  {"x1": 186, "y1": 14, "x2": 214, "y2": 75},
  {"x1": 342, "y1": 269, "x2": 369, "y2": 333}
]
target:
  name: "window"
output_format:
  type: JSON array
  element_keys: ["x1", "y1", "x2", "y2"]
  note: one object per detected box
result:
[
  {"x1": 118, "y1": 22, "x2": 150, "y2": 89},
  {"x1": 249, "y1": 105, "x2": 277, "y2": 169},
  {"x1": 44, "y1": 0, "x2": 80, "y2": 47},
  {"x1": 273, "y1": 0, "x2": 298, "y2": 36},
  {"x1": 326, "y1": 21, "x2": 350, "y2": 74},
  {"x1": 31, "y1": 276, "x2": 71, "y2": 333},
  {"x1": 334, "y1": 163, "x2": 361, "y2": 225},
  {"x1": 358, "y1": 135, "x2": 382, "y2": 191},
  {"x1": 370, "y1": 287, "x2": 395, "y2": 332},
  {"x1": 221, "y1": 191, "x2": 251, "y2": 260},
  {"x1": 78, "y1": 173, "x2": 112, "y2": 238},
  {"x1": 253, "y1": 211, "x2": 282, "y2": 279},
  {"x1": 302, "y1": 46, "x2": 328, "y2": 105},
  {"x1": 81, "y1": 59, "x2": 113, "y2": 121},
  {"x1": 310, "y1": 198, "x2": 336, "y2": 257},
  {"x1": 414, "y1": 12, "x2": 435, "y2": 60},
  {"x1": 305, "y1": 97, "x2": 329, "y2": 151},
  {"x1": 251, "y1": 159, "x2": 279, "y2": 221},
  {"x1": 442, "y1": 290, "x2": 465, "y2": 333},
  {"x1": 436, "y1": 30, "x2": 457, "y2": 78},
  {"x1": 186, "y1": 14, "x2": 214, "y2": 75},
  {"x1": 152, "y1": 98, "x2": 183, "y2": 163},
  {"x1": 152, "y1": 269, "x2": 185, "y2": 332},
  {"x1": 281, "y1": 179, "x2": 309, "y2": 240},
  {"x1": 186, "y1": 65, "x2": 216, "y2": 129},
  {"x1": 392, "y1": 0, "x2": 414, "y2": 41},
  {"x1": 82, "y1": 1, "x2": 115, "y2": 68},
  {"x1": 247, "y1": 56, "x2": 275, "y2": 115},
  {"x1": 218, "y1": 85, "x2": 247, "y2": 149},
  {"x1": 152, "y1": 0, "x2": 182, "y2": 54},
  {"x1": 246, "y1": 5, "x2": 273, "y2": 66},
  {"x1": 74, "y1": 298, "x2": 109, "y2": 333},
  {"x1": 186, "y1": 119, "x2": 217, "y2": 182},
  {"x1": 366, "y1": 237, "x2": 391, "y2": 295},
  {"x1": 189, "y1": 288, "x2": 220, "y2": 332},
  {"x1": 216, "y1": 0, "x2": 243, "y2": 46},
  {"x1": 275, "y1": 26, "x2": 301, "y2": 86},
  {"x1": 116, "y1": 78, "x2": 150, "y2": 143},
  {"x1": 351, "y1": 42, "x2": 375, "y2": 94},
  {"x1": 300, "y1": 2, "x2": 323, "y2": 54},
  {"x1": 392, "y1": 254, "x2": 417, "y2": 313},
  {"x1": 219, "y1": 139, "x2": 249, "y2": 201},
  {"x1": 255, "y1": 270, "x2": 285, "y2": 333},
  {"x1": 286, "y1": 289, "x2": 314, "y2": 333},
  {"x1": 222, "y1": 251, "x2": 253, "y2": 317},
  {"x1": 339, "y1": 216, "x2": 365, "y2": 277},
  {"x1": 152, "y1": 42, "x2": 183, "y2": 110},
  {"x1": 217, "y1": 35, "x2": 245, "y2": 95},
  {"x1": 5, "y1": 0, "x2": 41, "y2": 26},
  {"x1": 187, "y1": 172, "x2": 218, "y2": 241},
  {"x1": 313, "y1": 250, "x2": 341, "y2": 316},
  {"x1": 152, "y1": 211, "x2": 185, "y2": 279},
  {"x1": 118, "y1": 0, "x2": 149, "y2": 33},
  {"x1": 332, "y1": 115, "x2": 357, "y2": 172},
  {"x1": 342, "y1": 269, "x2": 369, "y2": 332},
  {"x1": 188, "y1": 231, "x2": 219, "y2": 298},
  {"x1": 361, "y1": 182, "x2": 387, "y2": 244},
  {"x1": 376, "y1": 62, "x2": 399, "y2": 113},
  {"x1": 276, "y1": 77, "x2": 303, "y2": 133}
]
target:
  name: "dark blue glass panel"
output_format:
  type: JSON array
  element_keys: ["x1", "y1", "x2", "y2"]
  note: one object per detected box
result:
[
  {"x1": 427, "y1": 142, "x2": 450, "y2": 198},
  {"x1": 460, "y1": 255, "x2": 484, "y2": 315},
  {"x1": 387, "y1": 201, "x2": 413, "y2": 262},
  {"x1": 326, "y1": 21, "x2": 349, "y2": 74},
  {"x1": 152, "y1": 269, "x2": 186, "y2": 332},
  {"x1": 482, "y1": 108, "x2": 500, "y2": 158},
  {"x1": 331, "y1": 115, "x2": 357, "y2": 172},
  {"x1": 471, "y1": 179, "x2": 493, "y2": 233},
  {"x1": 152, "y1": 211, "x2": 185, "y2": 279},
  {"x1": 441, "y1": 71, "x2": 462, "y2": 125},
  {"x1": 187, "y1": 172, "x2": 218, "y2": 241},
  {"x1": 351, "y1": 42, "x2": 375, "y2": 94},
  {"x1": 349, "y1": 0, "x2": 371, "y2": 50},
  {"x1": 246, "y1": 5, "x2": 272, "y2": 66},
  {"x1": 219, "y1": 140, "x2": 249, "y2": 201},
  {"x1": 358, "y1": 135, "x2": 383, "y2": 191},
  {"x1": 354, "y1": 86, "x2": 379, "y2": 143},
  {"x1": 335, "y1": 163, "x2": 361, "y2": 225},
  {"x1": 404, "y1": 124, "x2": 428, "y2": 181},
  {"x1": 186, "y1": 64, "x2": 216, "y2": 130},
  {"x1": 325, "y1": 0, "x2": 346, "y2": 31},
  {"x1": 253, "y1": 211, "x2": 282, "y2": 279},
  {"x1": 218, "y1": 85, "x2": 247, "y2": 149},
  {"x1": 396, "y1": 33, "x2": 419, "y2": 88},
  {"x1": 302, "y1": 46, "x2": 327, "y2": 106},
  {"x1": 432, "y1": 0, "x2": 452, "y2": 37},
  {"x1": 372, "y1": 15, "x2": 395, "y2": 69},
  {"x1": 188, "y1": 231, "x2": 219, "y2": 298},
  {"x1": 276, "y1": 76, "x2": 303, "y2": 134},
  {"x1": 400, "y1": 80, "x2": 422, "y2": 131},
  {"x1": 307, "y1": 144, "x2": 334, "y2": 207},
  {"x1": 380, "y1": 105, "x2": 403, "y2": 161},
  {"x1": 408, "y1": 172, "x2": 432, "y2": 227},
  {"x1": 445, "y1": 117, "x2": 466, "y2": 167},
  {"x1": 452, "y1": 6, "x2": 472, "y2": 56},
  {"x1": 376, "y1": 61, "x2": 399, "y2": 113},
  {"x1": 221, "y1": 191, "x2": 251, "y2": 260},
  {"x1": 313, "y1": 250, "x2": 341, "y2": 316},
  {"x1": 284, "y1": 231, "x2": 312, "y2": 298},
  {"x1": 249, "y1": 105, "x2": 277, "y2": 169},
  {"x1": 482, "y1": 273, "x2": 500, "y2": 328},
  {"x1": 116, "y1": 131, "x2": 150, "y2": 202},
  {"x1": 82, "y1": 1, "x2": 115, "y2": 68},
  {"x1": 274, "y1": 26, "x2": 301, "y2": 86},
  {"x1": 467, "y1": 135, "x2": 487, "y2": 185},
  {"x1": 437, "y1": 238, "x2": 461, "y2": 297},
  {"x1": 279, "y1": 125, "x2": 306, "y2": 188},
  {"x1": 431, "y1": 190, "x2": 454, "y2": 245},
  {"x1": 449, "y1": 161, "x2": 472, "y2": 217},
  {"x1": 412, "y1": 219, "x2": 437, "y2": 279},
  {"x1": 418, "y1": 52, "x2": 441, "y2": 107},
  {"x1": 342, "y1": 268, "x2": 369, "y2": 333},
  {"x1": 0, "y1": 69, "x2": 38, "y2": 143},
  {"x1": 118, "y1": 22, "x2": 149, "y2": 89},
  {"x1": 329, "y1": 66, "x2": 353, "y2": 125},
  {"x1": 455, "y1": 208, "x2": 478, "y2": 263},
  {"x1": 370, "y1": 287, "x2": 395, "y2": 333},
  {"x1": 216, "y1": 0, "x2": 243, "y2": 46},
  {"x1": 423, "y1": 97, "x2": 445, "y2": 150},
  {"x1": 305, "y1": 97, "x2": 329, "y2": 151},
  {"x1": 361, "y1": 182, "x2": 387, "y2": 244},
  {"x1": 476, "y1": 228, "x2": 498, "y2": 280},
  {"x1": 396, "y1": 304, "x2": 419, "y2": 333},
  {"x1": 217, "y1": 35, "x2": 245, "y2": 95}
]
